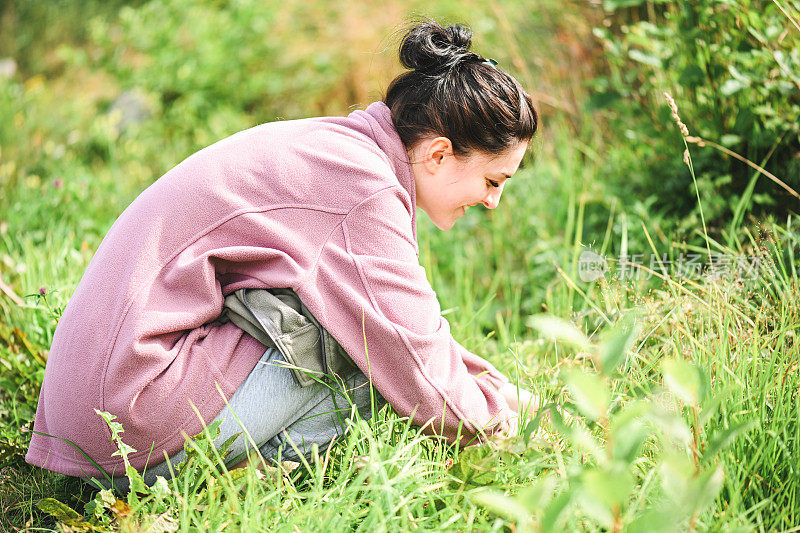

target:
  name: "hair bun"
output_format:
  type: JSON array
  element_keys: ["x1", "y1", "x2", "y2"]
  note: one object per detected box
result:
[{"x1": 398, "y1": 19, "x2": 478, "y2": 73}]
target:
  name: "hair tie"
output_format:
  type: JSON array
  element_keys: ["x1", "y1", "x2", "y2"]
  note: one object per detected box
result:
[{"x1": 482, "y1": 57, "x2": 499, "y2": 68}]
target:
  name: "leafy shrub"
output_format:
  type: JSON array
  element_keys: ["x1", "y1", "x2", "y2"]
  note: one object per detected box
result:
[
  {"x1": 467, "y1": 313, "x2": 755, "y2": 532},
  {"x1": 65, "y1": 0, "x2": 352, "y2": 152},
  {"x1": 0, "y1": 0, "x2": 145, "y2": 76},
  {"x1": 590, "y1": 0, "x2": 800, "y2": 231}
]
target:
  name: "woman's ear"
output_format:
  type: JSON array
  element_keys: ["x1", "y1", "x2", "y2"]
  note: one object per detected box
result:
[{"x1": 424, "y1": 137, "x2": 453, "y2": 174}]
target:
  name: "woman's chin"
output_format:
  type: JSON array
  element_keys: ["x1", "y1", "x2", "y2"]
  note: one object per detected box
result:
[{"x1": 431, "y1": 216, "x2": 457, "y2": 231}]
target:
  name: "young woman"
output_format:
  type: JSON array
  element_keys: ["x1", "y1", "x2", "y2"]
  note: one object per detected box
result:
[{"x1": 25, "y1": 19, "x2": 539, "y2": 491}]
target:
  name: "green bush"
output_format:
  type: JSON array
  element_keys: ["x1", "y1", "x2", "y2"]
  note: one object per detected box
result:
[
  {"x1": 72, "y1": 0, "x2": 350, "y2": 151},
  {"x1": 590, "y1": 0, "x2": 800, "y2": 234},
  {"x1": 0, "y1": 0, "x2": 146, "y2": 76}
]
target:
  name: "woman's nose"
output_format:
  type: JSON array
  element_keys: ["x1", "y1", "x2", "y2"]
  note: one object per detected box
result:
[{"x1": 482, "y1": 186, "x2": 503, "y2": 209}]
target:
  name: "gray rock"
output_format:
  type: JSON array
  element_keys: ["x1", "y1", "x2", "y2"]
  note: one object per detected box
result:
[{"x1": 108, "y1": 89, "x2": 153, "y2": 134}]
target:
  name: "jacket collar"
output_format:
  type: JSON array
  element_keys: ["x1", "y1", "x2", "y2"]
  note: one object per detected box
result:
[{"x1": 360, "y1": 101, "x2": 417, "y2": 241}]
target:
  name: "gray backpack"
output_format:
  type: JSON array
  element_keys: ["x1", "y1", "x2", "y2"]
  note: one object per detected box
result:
[{"x1": 217, "y1": 288, "x2": 357, "y2": 387}]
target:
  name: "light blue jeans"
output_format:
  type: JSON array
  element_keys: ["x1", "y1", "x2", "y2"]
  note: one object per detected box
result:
[{"x1": 89, "y1": 347, "x2": 383, "y2": 492}]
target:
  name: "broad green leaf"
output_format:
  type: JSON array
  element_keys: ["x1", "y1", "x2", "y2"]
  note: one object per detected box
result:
[
  {"x1": 565, "y1": 371, "x2": 609, "y2": 420},
  {"x1": 612, "y1": 418, "x2": 648, "y2": 464},
  {"x1": 597, "y1": 313, "x2": 640, "y2": 374},
  {"x1": 627, "y1": 508, "x2": 684, "y2": 533},
  {"x1": 610, "y1": 402, "x2": 651, "y2": 463},
  {"x1": 579, "y1": 467, "x2": 634, "y2": 529},
  {"x1": 628, "y1": 49, "x2": 662, "y2": 68},
  {"x1": 151, "y1": 476, "x2": 173, "y2": 500},
  {"x1": 688, "y1": 466, "x2": 725, "y2": 514},
  {"x1": 36, "y1": 498, "x2": 83, "y2": 521},
  {"x1": 570, "y1": 423, "x2": 606, "y2": 464},
  {"x1": 519, "y1": 473, "x2": 558, "y2": 513},
  {"x1": 175, "y1": 419, "x2": 227, "y2": 490},
  {"x1": 218, "y1": 429, "x2": 243, "y2": 461},
  {"x1": 125, "y1": 464, "x2": 148, "y2": 498},
  {"x1": 720, "y1": 78, "x2": 749, "y2": 96},
  {"x1": 702, "y1": 421, "x2": 758, "y2": 464},
  {"x1": 501, "y1": 436, "x2": 527, "y2": 455},
  {"x1": 720, "y1": 134, "x2": 743, "y2": 147},
  {"x1": 585, "y1": 467, "x2": 634, "y2": 507},
  {"x1": 650, "y1": 405, "x2": 692, "y2": 446},
  {"x1": 470, "y1": 488, "x2": 529, "y2": 523},
  {"x1": 110, "y1": 441, "x2": 137, "y2": 459},
  {"x1": 526, "y1": 314, "x2": 591, "y2": 350},
  {"x1": 188, "y1": 419, "x2": 223, "y2": 457},
  {"x1": 523, "y1": 402, "x2": 558, "y2": 444},
  {"x1": 728, "y1": 65, "x2": 754, "y2": 84},
  {"x1": 661, "y1": 359, "x2": 703, "y2": 406},
  {"x1": 226, "y1": 465, "x2": 251, "y2": 486},
  {"x1": 37, "y1": 498, "x2": 100, "y2": 532},
  {"x1": 547, "y1": 404, "x2": 572, "y2": 435},
  {"x1": 452, "y1": 445, "x2": 500, "y2": 486},
  {"x1": 699, "y1": 385, "x2": 737, "y2": 427},
  {"x1": 95, "y1": 488, "x2": 116, "y2": 510},
  {"x1": 659, "y1": 452, "x2": 694, "y2": 507},
  {"x1": 540, "y1": 490, "x2": 573, "y2": 532}
]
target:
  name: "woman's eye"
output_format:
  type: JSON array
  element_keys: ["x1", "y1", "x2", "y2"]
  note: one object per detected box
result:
[{"x1": 487, "y1": 179, "x2": 500, "y2": 188}]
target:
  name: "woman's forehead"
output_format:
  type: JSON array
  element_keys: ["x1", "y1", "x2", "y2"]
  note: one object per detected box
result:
[{"x1": 471, "y1": 142, "x2": 528, "y2": 171}]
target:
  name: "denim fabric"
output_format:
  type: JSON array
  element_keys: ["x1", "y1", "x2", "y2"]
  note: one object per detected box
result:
[{"x1": 89, "y1": 347, "x2": 383, "y2": 493}]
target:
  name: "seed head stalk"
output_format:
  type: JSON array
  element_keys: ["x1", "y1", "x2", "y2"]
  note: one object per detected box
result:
[{"x1": 664, "y1": 92, "x2": 712, "y2": 260}]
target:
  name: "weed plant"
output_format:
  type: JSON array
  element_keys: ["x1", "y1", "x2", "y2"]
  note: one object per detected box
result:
[{"x1": 590, "y1": 0, "x2": 800, "y2": 226}]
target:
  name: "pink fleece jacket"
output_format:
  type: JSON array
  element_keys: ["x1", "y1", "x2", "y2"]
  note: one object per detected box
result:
[{"x1": 25, "y1": 101, "x2": 513, "y2": 478}]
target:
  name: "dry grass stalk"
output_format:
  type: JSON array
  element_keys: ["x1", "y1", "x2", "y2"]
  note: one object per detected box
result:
[{"x1": 664, "y1": 92, "x2": 689, "y2": 137}]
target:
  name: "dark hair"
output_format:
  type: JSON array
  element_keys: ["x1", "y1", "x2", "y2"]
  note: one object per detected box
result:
[{"x1": 384, "y1": 18, "x2": 538, "y2": 157}]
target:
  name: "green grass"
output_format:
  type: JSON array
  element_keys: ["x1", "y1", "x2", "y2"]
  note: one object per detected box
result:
[{"x1": 1, "y1": 1, "x2": 799, "y2": 531}]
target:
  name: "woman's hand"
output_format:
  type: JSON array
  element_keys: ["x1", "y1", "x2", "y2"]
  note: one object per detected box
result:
[
  {"x1": 498, "y1": 381, "x2": 541, "y2": 417},
  {"x1": 493, "y1": 382, "x2": 542, "y2": 440},
  {"x1": 495, "y1": 382, "x2": 575, "y2": 442}
]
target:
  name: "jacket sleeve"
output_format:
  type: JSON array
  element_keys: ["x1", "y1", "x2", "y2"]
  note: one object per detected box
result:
[
  {"x1": 458, "y1": 341, "x2": 511, "y2": 391},
  {"x1": 299, "y1": 185, "x2": 515, "y2": 445}
]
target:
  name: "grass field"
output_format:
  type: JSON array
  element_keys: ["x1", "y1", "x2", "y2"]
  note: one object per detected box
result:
[{"x1": 1, "y1": 1, "x2": 798, "y2": 531}]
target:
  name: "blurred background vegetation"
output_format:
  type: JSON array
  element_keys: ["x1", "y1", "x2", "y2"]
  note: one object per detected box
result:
[
  {"x1": 2, "y1": 0, "x2": 796, "y2": 336},
  {"x1": 1, "y1": 0, "x2": 797, "y2": 246},
  {"x1": 0, "y1": 0, "x2": 798, "y2": 530}
]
